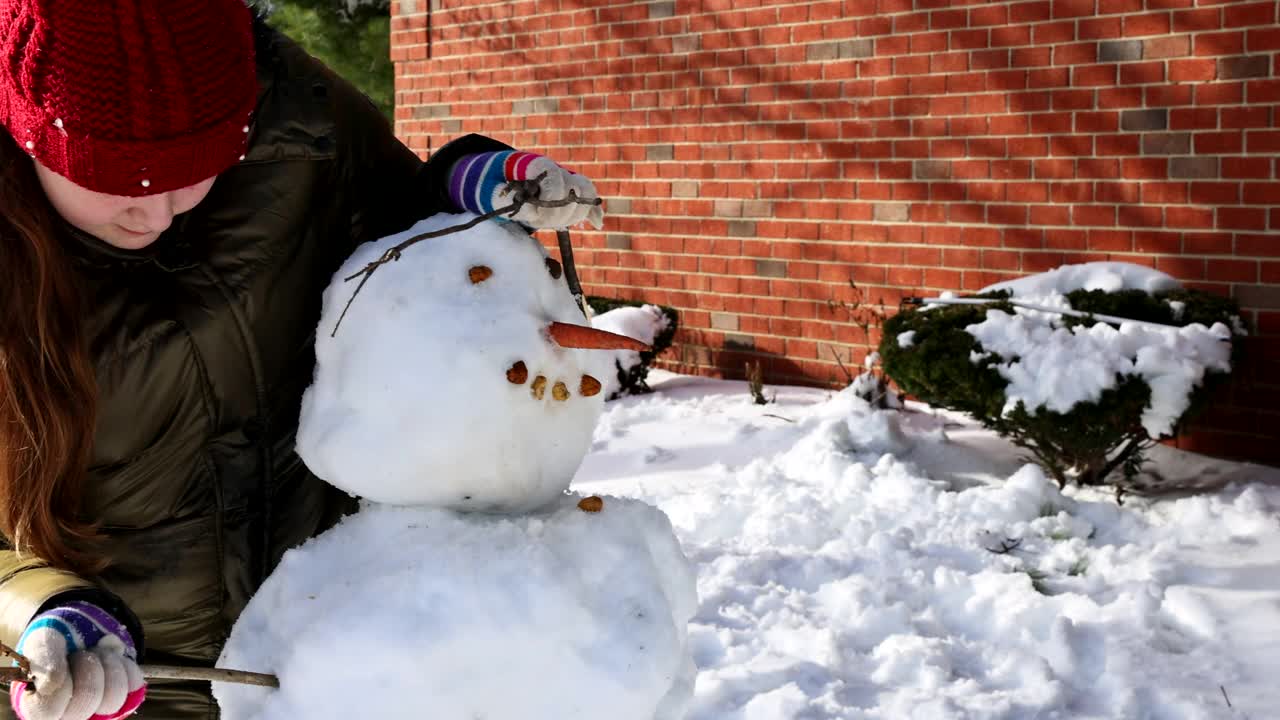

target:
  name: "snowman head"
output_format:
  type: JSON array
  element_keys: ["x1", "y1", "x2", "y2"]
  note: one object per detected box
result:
[{"x1": 297, "y1": 214, "x2": 646, "y2": 512}]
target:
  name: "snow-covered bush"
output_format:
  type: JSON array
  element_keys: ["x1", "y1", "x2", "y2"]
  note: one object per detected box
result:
[
  {"x1": 587, "y1": 298, "x2": 678, "y2": 399},
  {"x1": 879, "y1": 263, "x2": 1247, "y2": 490}
]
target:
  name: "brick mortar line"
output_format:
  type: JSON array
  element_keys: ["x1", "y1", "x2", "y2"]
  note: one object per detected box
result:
[
  {"x1": 412, "y1": 4, "x2": 1262, "y2": 34},
  {"x1": 400, "y1": 50, "x2": 1279, "y2": 79},
  {"x1": 396, "y1": 74, "x2": 1269, "y2": 89},
  {"x1": 416, "y1": 32, "x2": 1280, "y2": 51},
  {"x1": 398, "y1": 138, "x2": 1263, "y2": 150},
  {"x1": 575, "y1": 256, "x2": 1278, "y2": 275},
  {"x1": 397, "y1": 129, "x2": 1275, "y2": 144},
  {"x1": 412, "y1": 25, "x2": 1280, "y2": 56},
  {"x1": 576, "y1": 240, "x2": 1280, "y2": 260},
  {"x1": 579, "y1": 240, "x2": 1280, "y2": 258},
  {"x1": 404, "y1": 31, "x2": 1280, "y2": 64},
  {"x1": 395, "y1": 107, "x2": 1270, "y2": 128},
  {"x1": 579, "y1": 226, "x2": 1280, "y2": 238},
  {"x1": 394, "y1": 86, "x2": 1276, "y2": 106},
  {"x1": 579, "y1": 256, "x2": 1280, "y2": 268}
]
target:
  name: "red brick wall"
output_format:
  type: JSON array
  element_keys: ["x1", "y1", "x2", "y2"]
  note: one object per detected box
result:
[{"x1": 391, "y1": 0, "x2": 1280, "y2": 465}]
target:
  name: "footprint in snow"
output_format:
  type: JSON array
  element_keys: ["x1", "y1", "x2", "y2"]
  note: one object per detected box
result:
[{"x1": 644, "y1": 446, "x2": 676, "y2": 464}]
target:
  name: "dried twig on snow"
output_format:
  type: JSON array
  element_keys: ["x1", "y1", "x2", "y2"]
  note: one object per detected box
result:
[
  {"x1": 746, "y1": 361, "x2": 769, "y2": 405},
  {"x1": 827, "y1": 344, "x2": 853, "y2": 385}
]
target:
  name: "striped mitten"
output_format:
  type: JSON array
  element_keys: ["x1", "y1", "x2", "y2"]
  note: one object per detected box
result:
[
  {"x1": 9, "y1": 602, "x2": 145, "y2": 720},
  {"x1": 448, "y1": 150, "x2": 604, "y2": 230}
]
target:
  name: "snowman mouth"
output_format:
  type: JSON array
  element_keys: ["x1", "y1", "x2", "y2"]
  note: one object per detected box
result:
[
  {"x1": 507, "y1": 361, "x2": 604, "y2": 401},
  {"x1": 503, "y1": 323, "x2": 650, "y2": 402}
]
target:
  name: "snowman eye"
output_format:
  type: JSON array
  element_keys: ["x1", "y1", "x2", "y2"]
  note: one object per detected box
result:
[
  {"x1": 469, "y1": 265, "x2": 493, "y2": 284},
  {"x1": 545, "y1": 258, "x2": 562, "y2": 280}
]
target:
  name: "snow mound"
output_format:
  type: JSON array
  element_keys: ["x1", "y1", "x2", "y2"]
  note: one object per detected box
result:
[
  {"x1": 298, "y1": 213, "x2": 610, "y2": 510},
  {"x1": 590, "y1": 304, "x2": 671, "y2": 398},
  {"x1": 575, "y1": 372, "x2": 1280, "y2": 718},
  {"x1": 216, "y1": 496, "x2": 697, "y2": 720},
  {"x1": 980, "y1": 261, "x2": 1181, "y2": 297}
]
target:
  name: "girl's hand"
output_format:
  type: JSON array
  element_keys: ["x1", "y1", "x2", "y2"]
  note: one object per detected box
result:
[
  {"x1": 9, "y1": 602, "x2": 145, "y2": 720},
  {"x1": 449, "y1": 151, "x2": 605, "y2": 230}
]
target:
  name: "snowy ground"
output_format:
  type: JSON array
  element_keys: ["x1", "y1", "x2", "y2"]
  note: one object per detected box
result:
[{"x1": 574, "y1": 370, "x2": 1280, "y2": 720}]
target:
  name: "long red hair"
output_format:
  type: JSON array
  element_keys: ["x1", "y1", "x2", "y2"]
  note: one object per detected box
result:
[{"x1": 0, "y1": 134, "x2": 101, "y2": 573}]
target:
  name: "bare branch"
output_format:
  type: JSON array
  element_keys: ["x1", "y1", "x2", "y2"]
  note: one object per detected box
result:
[
  {"x1": 0, "y1": 642, "x2": 30, "y2": 680},
  {"x1": 329, "y1": 182, "x2": 603, "y2": 337},
  {"x1": 0, "y1": 645, "x2": 279, "y2": 690},
  {"x1": 826, "y1": 344, "x2": 853, "y2": 385}
]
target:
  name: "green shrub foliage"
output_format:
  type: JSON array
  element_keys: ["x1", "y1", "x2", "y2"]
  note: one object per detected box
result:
[
  {"x1": 879, "y1": 289, "x2": 1246, "y2": 490},
  {"x1": 261, "y1": 0, "x2": 394, "y2": 120},
  {"x1": 586, "y1": 297, "x2": 679, "y2": 399}
]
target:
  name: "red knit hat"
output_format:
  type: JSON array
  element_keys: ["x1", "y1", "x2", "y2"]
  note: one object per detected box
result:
[{"x1": 0, "y1": 0, "x2": 259, "y2": 197}]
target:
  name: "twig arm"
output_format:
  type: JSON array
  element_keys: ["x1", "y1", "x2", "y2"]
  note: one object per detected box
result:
[
  {"x1": 556, "y1": 229, "x2": 588, "y2": 318},
  {"x1": 0, "y1": 644, "x2": 279, "y2": 689},
  {"x1": 330, "y1": 187, "x2": 604, "y2": 337},
  {"x1": 141, "y1": 664, "x2": 280, "y2": 688}
]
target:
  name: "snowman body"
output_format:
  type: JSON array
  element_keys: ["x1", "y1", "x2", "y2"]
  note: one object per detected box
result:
[{"x1": 215, "y1": 215, "x2": 697, "y2": 720}]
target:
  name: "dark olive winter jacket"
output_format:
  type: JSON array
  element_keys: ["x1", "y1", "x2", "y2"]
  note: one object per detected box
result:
[{"x1": 0, "y1": 21, "x2": 505, "y2": 720}]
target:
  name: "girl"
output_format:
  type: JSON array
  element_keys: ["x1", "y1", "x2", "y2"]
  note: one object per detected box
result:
[{"x1": 0, "y1": 1, "x2": 599, "y2": 717}]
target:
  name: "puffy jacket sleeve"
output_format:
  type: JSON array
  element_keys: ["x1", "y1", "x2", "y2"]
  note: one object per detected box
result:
[
  {"x1": 0, "y1": 554, "x2": 92, "y2": 647},
  {"x1": 322, "y1": 60, "x2": 511, "y2": 246},
  {"x1": 0, "y1": 553, "x2": 146, "y2": 657}
]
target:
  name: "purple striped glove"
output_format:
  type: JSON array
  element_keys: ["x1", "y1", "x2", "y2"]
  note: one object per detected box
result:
[
  {"x1": 448, "y1": 150, "x2": 604, "y2": 230},
  {"x1": 9, "y1": 602, "x2": 145, "y2": 720}
]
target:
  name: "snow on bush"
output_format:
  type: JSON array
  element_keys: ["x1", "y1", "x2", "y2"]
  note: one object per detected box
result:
[
  {"x1": 982, "y1": 261, "x2": 1181, "y2": 296},
  {"x1": 965, "y1": 309, "x2": 1230, "y2": 438},
  {"x1": 879, "y1": 262, "x2": 1246, "y2": 490},
  {"x1": 588, "y1": 300, "x2": 677, "y2": 399}
]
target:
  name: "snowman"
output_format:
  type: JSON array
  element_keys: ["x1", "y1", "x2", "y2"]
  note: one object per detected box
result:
[{"x1": 213, "y1": 214, "x2": 698, "y2": 719}]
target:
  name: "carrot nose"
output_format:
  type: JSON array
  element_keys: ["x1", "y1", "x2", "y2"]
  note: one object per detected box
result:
[{"x1": 547, "y1": 321, "x2": 651, "y2": 352}]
